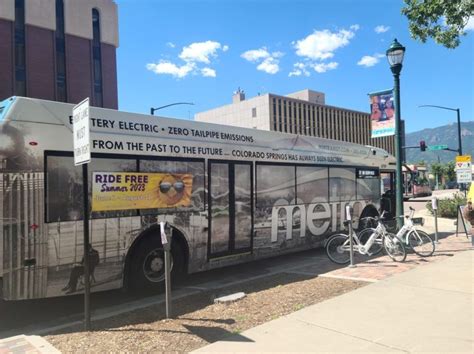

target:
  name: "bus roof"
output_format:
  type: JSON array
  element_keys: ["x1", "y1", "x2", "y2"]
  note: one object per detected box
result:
[{"x1": 1, "y1": 96, "x2": 395, "y2": 169}]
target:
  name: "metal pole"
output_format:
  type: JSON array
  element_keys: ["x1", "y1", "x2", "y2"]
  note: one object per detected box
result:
[
  {"x1": 82, "y1": 164, "x2": 91, "y2": 331},
  {"x1": 346, "y1": 205, "x2": 355, "y2": 268},
  {"x1": 392, "y1": 69, "x2": 404, "y2": 229},
  {"x1": 456, "y1": 109, "x2": 462, "y2": 156},
  {"x1": 432, "y1": 197, "x2": 439, "y2": 244},
  {"x1": 160, "y1": 222, "x2": 172, "y2": 318},
  {"x1": 150, "y1": 102, "x2": 194, "y2": 116}
]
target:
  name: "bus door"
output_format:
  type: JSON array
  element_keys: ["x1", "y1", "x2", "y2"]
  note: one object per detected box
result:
[
  {"x1": 380, "y1": 170, "x2": 395, "y2": 219},
  {"x1": 208, "y1": 161, "x2": 253, "y2": 258}
]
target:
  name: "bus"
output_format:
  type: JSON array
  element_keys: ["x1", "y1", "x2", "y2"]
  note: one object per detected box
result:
[
  {"x1": 402, "y1": 164, "x2": 432, "y2": 199},
  {"x1": 0, "y1": 96, "x2": 395, "y2": 300}
]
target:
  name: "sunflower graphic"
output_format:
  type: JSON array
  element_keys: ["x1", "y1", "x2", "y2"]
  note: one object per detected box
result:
[{"x1": 153, "y1": 173, "x2": 193, "y2": 208}]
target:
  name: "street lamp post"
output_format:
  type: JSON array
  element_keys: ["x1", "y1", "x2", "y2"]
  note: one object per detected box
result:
[
  {"x1": 150, "y1": 102, "x2": 195, "y2": 115},
  {"x1": 418, "y1": 105, "x2": 463, "y2": 155},
  {"x1": 386, "y1": 38, "x2": 406, "y2": 229}
]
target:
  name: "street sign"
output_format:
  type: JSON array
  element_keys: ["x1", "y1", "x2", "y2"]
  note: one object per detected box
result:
[
  {"x1": 427, "y1": 144, "x2": 448, "y2": 151},
  {"x1": 455, "y1": 155, "x2": 471, "y2": 163},
  {"x1": 455, "y1": 161, "x2": 471, "y2": 170},
  {"x1": 456, "y1": 171, "x2": 472, "y2": 183},
  {"x1": 455, "y1": 155, "x2": 472, "y2": 184},
  {"x1": 73, "y1": 98, "x2": 90, "y2": 166}
]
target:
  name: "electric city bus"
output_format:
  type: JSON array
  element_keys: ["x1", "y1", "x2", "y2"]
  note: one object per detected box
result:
[{"x1": 0, "y1": 96, "x2": 395, "y2": 300}]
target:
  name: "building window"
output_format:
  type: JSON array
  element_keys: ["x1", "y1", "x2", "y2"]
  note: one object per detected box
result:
[
  {"x1": 303, "y1": 104, "x2": 307, "y2": 135},
  {"x1": 55, "y1": 0, "x2": 67, "y2": 102},
  {"x1": 288, "y1": 101, "x2": 292, "y2": 133},
  {"x1": 252, "y1": 107, "x2": 257, "y2": 118},
  {"x1": 272, "y1": 98, "x2": 277, "y2": 130},
  {"x1": 278, "y1": 99, "x2": 282, "y2": 131},
  {"x1": 92, "y1": 9, "x2": 103, "y2": 107},
  {"x1": 14, "y1": 0, "x2": 26, "y2": 96},
  {"x1": 298, "y1": 103, "x2": 302, "y2": 134}
]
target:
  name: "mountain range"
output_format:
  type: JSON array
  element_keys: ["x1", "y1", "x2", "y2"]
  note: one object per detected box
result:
[{"x1": 405, "y1": 121, "x2": 473, "y2": 165}]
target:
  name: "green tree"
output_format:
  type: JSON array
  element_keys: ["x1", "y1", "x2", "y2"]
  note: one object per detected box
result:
[
  {"x1": 444, "y1": 161, "x2": 456, "y2": 181},
  {"x1": 402, "y1": 0, "x2": 474, "y2": 48},
  {"x1": 431, "y1": 162, "x2": 444, "y2": 187}
]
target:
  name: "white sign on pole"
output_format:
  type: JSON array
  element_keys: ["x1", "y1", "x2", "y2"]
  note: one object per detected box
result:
[
  {"x1": 456, "y1": 171, "x2": 472, "y2": 184},
  {"x1": 73, "y1": 98, "x2": 91, "y2": 166},
  {"x1": 454, "y1": 155, "x2": 472, "y2": 184},
  {"x1": 455, "y1": 161, "x2": 471, "y2": 170}
]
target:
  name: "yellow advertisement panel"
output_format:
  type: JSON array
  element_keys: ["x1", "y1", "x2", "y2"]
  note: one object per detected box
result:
[{"x1": 92, "y1": 172, "x2": 193, "y2": 211}]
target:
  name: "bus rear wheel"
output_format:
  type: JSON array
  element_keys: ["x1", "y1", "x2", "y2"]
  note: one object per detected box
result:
[{"x1": 129, "y1": 236, "x2": 185, "y2": 292}]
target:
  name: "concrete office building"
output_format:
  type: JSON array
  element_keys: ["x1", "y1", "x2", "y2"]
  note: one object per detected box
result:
[
  {"x1": 195, "y1": 89, "x2": 395, "y2": 155},
  {"x1": 0, "y1": 0, "x2": 118, "y2": 108}
]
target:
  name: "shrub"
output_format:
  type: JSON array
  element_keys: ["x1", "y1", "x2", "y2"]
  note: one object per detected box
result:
[{"x1": 426, "y1": 193, "x2": 467, "y2": 218}]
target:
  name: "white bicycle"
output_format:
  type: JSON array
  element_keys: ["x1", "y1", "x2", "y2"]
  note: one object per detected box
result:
[
  {"x1": 359, "y1": 207, "x2": 435, "y2": 257},
  {"x1": 325, "y1": 211, "x2": 407, "y2": 264}
]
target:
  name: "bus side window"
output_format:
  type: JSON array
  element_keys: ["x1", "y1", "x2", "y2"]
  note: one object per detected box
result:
[{"x1": 46, "y1": 155, "x2": 83, "y2": 222}]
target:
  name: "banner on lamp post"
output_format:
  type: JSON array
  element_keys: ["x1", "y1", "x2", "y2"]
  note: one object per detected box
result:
[{"x1": 369, "y1": 89, "x2": 395, "y2": 138}]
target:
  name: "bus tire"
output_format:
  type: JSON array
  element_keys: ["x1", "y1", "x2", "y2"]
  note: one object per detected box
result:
[{"x1": 128, "y1": 235, "x2": 185, "y2": 292}]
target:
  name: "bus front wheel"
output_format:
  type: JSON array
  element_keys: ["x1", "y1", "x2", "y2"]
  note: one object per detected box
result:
[{"x1": 129, "y1": 236, "x2": 185, "y2": 292}]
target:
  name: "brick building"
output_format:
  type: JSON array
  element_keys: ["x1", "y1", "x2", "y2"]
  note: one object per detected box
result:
[
  {"x1": 195, "y1": 89, "x2": 396, "y2": 155},
  {"x1": 0, "y1": 0, "x2": 118, "y2": 108}
]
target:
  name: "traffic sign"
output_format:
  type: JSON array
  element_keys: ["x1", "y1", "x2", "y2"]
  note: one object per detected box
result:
[
  {"x1": 455, "y1": 161, "x2": 471, "y2": 170},
  {"x1": 456, "y1": 171, "x2": 472, "y2": 183},
  {"x1": 455, "y1": 155, "x2": 472, "y2": 184},
  {"x1": 427, "y1": 144, "x2": 448, "y2": 151},
  {"x1": 455, "y1": 155, "x2": 471, "y2": 163},
  {"x1": 73, "y1": 98, "x2": 91, "y2": 166}
]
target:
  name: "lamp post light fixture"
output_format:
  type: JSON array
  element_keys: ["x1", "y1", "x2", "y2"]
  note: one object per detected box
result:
[
  {"x1": 386, "y1": 38, "x2": 406, "y2": 229},
  {"x1": 150, "y1": 102, "x2": 195, "y2": 115}
]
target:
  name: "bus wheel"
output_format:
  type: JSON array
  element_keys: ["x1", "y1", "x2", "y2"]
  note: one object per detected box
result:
[{"x1": 129, "y1": 236, "x2": 184, "y2": 291}]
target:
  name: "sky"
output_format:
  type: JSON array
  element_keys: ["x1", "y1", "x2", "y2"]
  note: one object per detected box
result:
[{"x1": 115, "y1": 0, "x2": 473, "y2": 133}]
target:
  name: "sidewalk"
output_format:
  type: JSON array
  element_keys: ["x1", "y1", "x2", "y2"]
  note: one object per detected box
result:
[{"x1": 194, "y1": 249, "x2": 473, "y2": 353}]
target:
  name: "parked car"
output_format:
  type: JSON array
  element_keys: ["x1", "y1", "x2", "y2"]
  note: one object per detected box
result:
[{"x1": 445, "y1": 181, "x2": 458, "y2": 189}]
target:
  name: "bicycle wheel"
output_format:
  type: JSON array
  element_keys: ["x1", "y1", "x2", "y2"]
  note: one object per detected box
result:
[
  {"x1": 383, "y1": 233, "x2": 406, "y2": 262},
  {"x1": 358, "y1": 228, "x2": 383, "y2": 255},
  {"x1": 326, "y1": 234, "x2": 351, "y2": 264},
  {"x1": 407, "y1": 229, "x2": 435, "y2": 257}
]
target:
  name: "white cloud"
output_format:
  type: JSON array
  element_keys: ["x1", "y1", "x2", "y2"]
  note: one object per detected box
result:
[
  {"x1": 289, "y1": 62, "x2": 310, "y2": 77},
  {"x1": 179, "y1": 40, "x2": 227, "y2": 64},
  {"x1": 201, "y1": 67, "x2": 216, "y2": 77},
  {"x1": 311, "y1": 62, "x2": 338, "y2": 73},
  {"x1": 375, "y1": 25, "x2": 390, "y2": 33},
  {"x1": 464, "y1": 16, "x2": 474, "y2": 31},
  {"x1": 257, "y1": 58, "x2": 280, "y2": 74},
  {"x1": 241, "y1": 48, "x2": 271, "y2": 62},
  {"x1": 146, "y1": 61, "x2": 195, "y2": 78},
  {"x1": 289, "y1": 26, "x2": 356, "y2": 77},
  {"x1": 147, "y1": 40, "x2": 227, "y2": 79},
  {"x1": 241, "y1": 47, "x2": 283, "y2": 75},
  {"x1": 357, "y1": 53, "x2": 384, "y2": 67},
  {"x1": 294, "y1": 27, "x2": 357, "y2": 60}
]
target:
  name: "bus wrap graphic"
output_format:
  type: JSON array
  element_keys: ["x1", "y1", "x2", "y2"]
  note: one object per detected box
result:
[{"x1": 92, "y1": 172, "x2": 193, "y2": 211}]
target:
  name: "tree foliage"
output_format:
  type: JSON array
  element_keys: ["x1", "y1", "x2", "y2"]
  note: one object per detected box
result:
[
  {"x1": 430, "y1": 161, "x2": 456, "y2": 182},
  {"x1": 402, "y1": 0, "x2": 474, "y2": 48}
]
